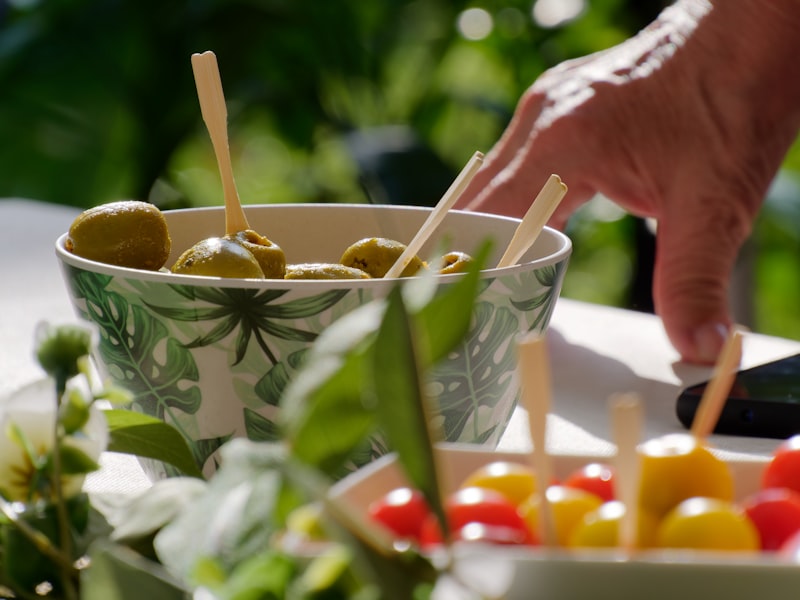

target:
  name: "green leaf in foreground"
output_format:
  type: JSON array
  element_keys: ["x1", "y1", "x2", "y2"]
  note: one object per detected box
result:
[
  {"x1": 280, "y1": 301, "x2": 385, "y2": 474},
  {"x1": 413, "y1": 239, "x2": 492, "y2": 366},
  {"x1": 372, "y1": 286, "x2": 447, "y2": 533},
  {"x1": 91, "y1": 478, "x2": 208, "y2": 561},
  {"x1": 154, "y1": 441, "x2": 290, "y2": 580},
  {"x1": 57, "y1": 444, "x2": 100, "y2": 475},
  {"x1": 91, "y1": 477, "x2": 208, "y2": 546},
  {"x1": 153, "y1": 440, "x2": 436, "y2": 599},
  {"x1": 103, "y1": 409, "x2": 203, "y2": 479},
  {"x1": 82, "y1": 542, "x2": 189, "y2": 600},
  {"x1": 280, "y1": 245, "x2": 490, "y2": 482}
]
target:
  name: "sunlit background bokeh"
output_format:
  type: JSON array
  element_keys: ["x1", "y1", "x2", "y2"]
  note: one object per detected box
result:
[{"x1": 2, "y1": 0, "x2": 799, "y2": 339}]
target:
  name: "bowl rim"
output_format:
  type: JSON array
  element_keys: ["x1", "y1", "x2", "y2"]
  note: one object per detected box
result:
[{"x1": 55, "y1": 203, "x2": 572, "y2": 289}]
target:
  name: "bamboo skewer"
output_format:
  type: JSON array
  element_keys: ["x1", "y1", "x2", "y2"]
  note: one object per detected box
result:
[
  {"x1": 609, "y1": 392, "x2": 643, "y2": 553},
  {"x1": 496, "y1": 174, "x2": 568, "y2": 269},
  {"x1": 690, "y1": 326, "x2": 745, "y2": 439},
  {"x1": 191, "y1": 50, "x2": 250, "y2": 235},
  {"x1": 516, "y1": 331, "x2": 558, "y2": 547},
  {"x1": 383, "y1": 151, "x2": 484, "y2": 279}
]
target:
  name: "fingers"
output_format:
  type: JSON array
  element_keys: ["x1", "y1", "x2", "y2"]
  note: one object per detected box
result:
[{"x1": 651, "y1": 198, "x2": 753, "y2": 364}]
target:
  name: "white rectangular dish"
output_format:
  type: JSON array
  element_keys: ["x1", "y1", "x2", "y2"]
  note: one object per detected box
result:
[{"x1": 329, "y1": 443, "x2": 799, "y2": 600}]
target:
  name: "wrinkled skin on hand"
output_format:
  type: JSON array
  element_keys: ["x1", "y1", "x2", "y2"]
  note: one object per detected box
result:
[{"x1": 457, "y1": 0, "x2": 800, "y2": 364}]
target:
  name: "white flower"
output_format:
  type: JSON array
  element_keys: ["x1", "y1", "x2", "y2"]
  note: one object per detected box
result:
[{"x1": 0, "y1": 378, "x2": 108, "y2": 503}]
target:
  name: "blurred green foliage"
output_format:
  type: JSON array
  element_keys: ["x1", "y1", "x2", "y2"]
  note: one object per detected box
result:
[
  {"x1": 2, "y1": 0, "x2": 799, "y2": 339},
  {"x1": 0, "y1": 0, "x2": 657, "y2": 208},
  {"x1": 751, "y1": 165, "x2": 800, "y2": 339}
]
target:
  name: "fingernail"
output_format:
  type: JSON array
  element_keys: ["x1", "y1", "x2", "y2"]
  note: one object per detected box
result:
[{"x1": 692, "y1": 322, "x2": 728, "y2": 364}]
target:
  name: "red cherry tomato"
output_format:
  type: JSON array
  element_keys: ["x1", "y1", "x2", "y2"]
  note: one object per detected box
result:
[
  {"x1": 741, "y1": 488, "x2": 800, "y2": 551},
  {"x1": 419, "y1": 486, "x2": 536, "y2": 547},
  {"x1": 367, "y1": 487, "x2": 431, "y2": 541},
  {"x1": 763, "y1": 436, "x2": 800, "y2": 494},
  {"x1": 562, "y1": 462, "x2": 616, "y2": 502}
]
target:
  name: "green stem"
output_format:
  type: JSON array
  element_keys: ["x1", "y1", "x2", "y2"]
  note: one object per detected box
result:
[
  {"x1": 0, "y1": 501, "x2": 77, "y2": 576},
  {"x1": 52, "y1": 373, "x2": 78, "y2": 600}
]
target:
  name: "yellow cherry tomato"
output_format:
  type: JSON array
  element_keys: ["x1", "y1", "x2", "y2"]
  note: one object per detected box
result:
[
  {"x1": 657, "y1": 497, "x2": 760, "y2": 552},
  {"x1": 568, "y1": 500, "x2": 659, "y2": 549},
  {"x1": 637, "y1": 433, "x2": 733, "y2": 519},
  {"x1": 519, "y1": 485, "x2": 603, "y2": 547},
  {"x1": 460, "y1": 461, "x2": 538, "y2": 507}
]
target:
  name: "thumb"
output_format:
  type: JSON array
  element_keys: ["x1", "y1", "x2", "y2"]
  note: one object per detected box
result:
[{"x1": 651, "y1": 207, "x2": 748, "y2": 365}]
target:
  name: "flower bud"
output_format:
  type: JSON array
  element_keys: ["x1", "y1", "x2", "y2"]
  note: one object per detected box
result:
[
  {"x1": 34, "y1": 323, "x2": 93, "y2": 380},
  {"x1": 59, "y1": 388, "x2": 91, "y2": 435}
]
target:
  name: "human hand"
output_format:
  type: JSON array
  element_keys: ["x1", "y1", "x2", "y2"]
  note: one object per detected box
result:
[{"x1": 456, "y1": 0, "x2": 800, "y2": 364}]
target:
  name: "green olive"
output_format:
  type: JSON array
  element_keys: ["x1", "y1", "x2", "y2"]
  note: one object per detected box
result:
[
  {"x1": 340, "y1": 237, "x2": 426, "y2": 278},
  {"x1": 226, "y1": 229, "x2": 286, "y2": 278},
  {"x1": 170, "y1": 237, "x2": 264, "y2": 279},
  {"x1": 65, "y1": 200, "x2": 171, "y2": 270},
  {"x1": 439, "y1": 251, "x2": 474, "y2": 274},
  {"x1": 284, "y1": 263, "x2": 371, "y2": 280}
]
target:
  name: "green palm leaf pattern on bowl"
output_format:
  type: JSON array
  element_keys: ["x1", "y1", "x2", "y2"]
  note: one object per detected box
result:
[
  {"x1": 63, "y1": 260, "x2": 565, "y2": 478},
  {"x1": 146, "y1": 285, "x2": 351, "y2": 365}
]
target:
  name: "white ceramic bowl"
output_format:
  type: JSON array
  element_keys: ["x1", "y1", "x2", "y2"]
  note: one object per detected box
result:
[
  {"x1": 330, "y1": 444, "x2": 795, "y2": 600},
  {"x1": 55, "y1": 204, "x2": 571, "y2": 477}
]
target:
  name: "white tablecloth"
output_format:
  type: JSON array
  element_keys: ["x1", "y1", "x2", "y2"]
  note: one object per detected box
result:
[{"x1": 3, "y1": 198, "x2": 800, "y2": 495}]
